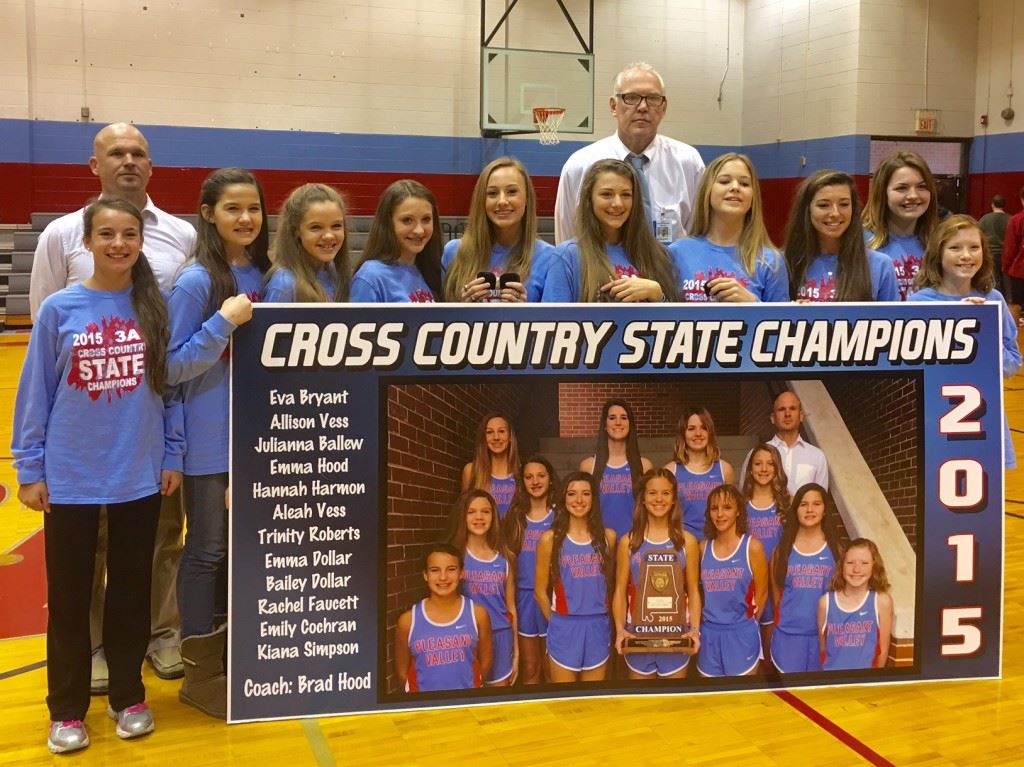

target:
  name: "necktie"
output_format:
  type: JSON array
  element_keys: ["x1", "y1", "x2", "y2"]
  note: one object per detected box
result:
[{"x1": 626, "y1": 153, "x2": 654, "y2": 233}]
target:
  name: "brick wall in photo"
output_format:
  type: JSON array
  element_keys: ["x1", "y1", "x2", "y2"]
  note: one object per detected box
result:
[
  {"x1": 557, "y1": 380, "x2": 742, "y2": 439},
  {"x1": 822, "y1": 376, "x2": 920, "y2": 548}
]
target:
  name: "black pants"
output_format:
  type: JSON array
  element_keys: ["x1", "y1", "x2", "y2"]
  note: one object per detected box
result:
[{"x1": 44, "y1": 494, "x2": 161, "y2": 721}]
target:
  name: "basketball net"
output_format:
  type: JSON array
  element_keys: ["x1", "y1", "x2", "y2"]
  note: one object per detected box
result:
[{"x1": 532, "y1": 107, "x2": 566, "y2": 146}]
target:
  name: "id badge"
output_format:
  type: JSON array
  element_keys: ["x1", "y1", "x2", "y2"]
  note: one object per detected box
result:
[{"x1": 655, "y1": 211, "x2": 672, "y2": 243}]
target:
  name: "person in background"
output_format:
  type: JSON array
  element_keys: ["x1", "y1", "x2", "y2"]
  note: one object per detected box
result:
[{"x1": 979, "y1": 194, "x2": 1011, "y2": 313}]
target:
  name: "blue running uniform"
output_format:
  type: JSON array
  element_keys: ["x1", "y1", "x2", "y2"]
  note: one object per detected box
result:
[
  {"x1": 772, "y1": 542, "x2": 834, "y2": 673},
  {"x1": 406, "y1": 596, "x2": 480, "y2": 692},
  {"x1": 597, "y1": 461, "x2": 635, "y2": 537},
  {"x1": 698, "y1": 535, "x2": 762, "y2": 676},
  {"x1": 516, "y1": 509, "x2": 554, "y2": 637},
  {"x1": 746, "y1": 501, "x2": 783, "y2": 624},
  {"x1": 675, "y1": 461, "x2": 724, "y2": 538},
  {"x1": 462, "y1": 550, "x2": 513, "y2": 684},
  {"x1": 490, "y1": 475, "x2": 516, "y2": 518},
  {"x1": 822, "y1": 590, "x2": 881, "y2": 670}
]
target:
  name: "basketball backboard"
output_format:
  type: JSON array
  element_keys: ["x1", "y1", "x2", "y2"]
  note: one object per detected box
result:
[{"x1": 481, "y1": 48, "x2": 594, "y2": 137}]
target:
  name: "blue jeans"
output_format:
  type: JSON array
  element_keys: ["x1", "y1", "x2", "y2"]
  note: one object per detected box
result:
[{"x1": 177, "y1": 473, "x2": 228, "y2": 639}]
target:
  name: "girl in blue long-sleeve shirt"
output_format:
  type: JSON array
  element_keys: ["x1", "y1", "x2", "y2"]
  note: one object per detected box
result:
[
  {"x1": 909, "y1": 214, "x2": 1021, "y2": 468},
  {"x1": 668, "y1": 153, "x2": 789, "y2": 303},
  {"x1": 166, "y1": 167, "x2": 269, "y2": 718},
  {"x1": 13, "y1": 198, "x2": 183, "y2": 753},
  {"x1": 783, "y1": 170, "x2": 899, "y2": 303}
]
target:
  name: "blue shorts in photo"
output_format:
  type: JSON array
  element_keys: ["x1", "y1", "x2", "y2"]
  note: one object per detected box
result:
[
  {"x1": 697, "y1": 619, "x2": 762, "y2": 677},
  {"x1": 770, "y1": 628, "x2": 822, "y2": 673},
  {"x1": 623, "y1": 649, "x2": 690, "y2": 677},
  {"x1": 516, "y1": 589, "x2": 548, "y2": 637},
  {"x1": 547, "y1": 613, "x2": 610, "y2": 672},
  {"x1": 486, "y1": 627, "x2": 514, "y2": 684}
]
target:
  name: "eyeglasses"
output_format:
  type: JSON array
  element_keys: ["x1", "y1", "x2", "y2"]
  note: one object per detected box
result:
[{"x1": 617, "y1": 93, "x2": 666, "y2": 107}]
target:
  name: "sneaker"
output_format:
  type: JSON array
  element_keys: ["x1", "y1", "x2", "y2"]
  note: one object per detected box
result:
[
  {"x1": 107, "y1": 702, "x2": 155, "y2": 739},
  {"x1": 147, "y1": 646, "x2": 184, "y2": 679},
  {"x1": 48, "y1": 720, "x2": 89, "y2": 754},
  {"x1": 90, "y1": 648, "x2": 109, "y2": 695}
]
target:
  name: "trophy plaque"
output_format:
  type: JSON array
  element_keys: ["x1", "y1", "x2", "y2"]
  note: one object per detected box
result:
[{"x1": 623, "y1": 549, "x2": 693, "y2": 653}]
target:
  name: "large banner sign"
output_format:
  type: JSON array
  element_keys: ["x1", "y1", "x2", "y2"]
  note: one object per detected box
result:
[{"x1": 229, "y1": 303, "x2": 1003, "y2": 723}]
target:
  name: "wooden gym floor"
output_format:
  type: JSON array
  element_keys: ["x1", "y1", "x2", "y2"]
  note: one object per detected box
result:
[{"x1": 1, "y1": 331, "x2": 1021, "y2": 766}]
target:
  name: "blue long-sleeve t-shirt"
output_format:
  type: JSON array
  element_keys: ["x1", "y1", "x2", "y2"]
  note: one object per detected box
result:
[
  {"x1": 794, "y1": 251, "x2": 900, "y2": 302},
  {"x1": 668, "y1": 236, "x2": 790, "y2": 302},
  {"x1": 864, "y1": 231, "x2": 924, "y2": 301},
  {"x1": 167, "y1": 262, "x2": 262, "y2": 474},
  {"x1": 441, "y1": 238, "x2": 556, "y2": 302},
  {"x1": 262, "y1": 265, "x2": 339, "y2": 303},
  {"x1": 542, "y1": 240, "x2": 647, "y2": 303},
  {"x1": 349, "y1": 260, "x2": 435, "y2": 303},
  {"x1": 12, "y1": 284, "x2": 184, "y2": 503}
]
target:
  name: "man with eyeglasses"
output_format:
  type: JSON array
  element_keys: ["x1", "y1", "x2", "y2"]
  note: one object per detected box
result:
[{"x1": 553, "y1": 62, "x2": 705, "y2": 244}]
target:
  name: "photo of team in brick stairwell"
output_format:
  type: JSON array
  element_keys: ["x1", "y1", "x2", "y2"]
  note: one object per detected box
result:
[
  {"x1": 385, "y1": 383, "x2": 917, "y2": 694},
  {"x1": 13, "y1": 60, "x2": 1020, "y2": 751}
]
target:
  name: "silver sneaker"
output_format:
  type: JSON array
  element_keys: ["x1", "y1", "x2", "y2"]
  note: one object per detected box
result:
[
  {"x1": 90, "y1": 648, "x2": 109, "y2": 695},
  {"x1": 48, "y1": 720, "x2": 89, "y2": 754},
  {"x1": 107, "y1": 702, "x2": 155, "y2": 739}
]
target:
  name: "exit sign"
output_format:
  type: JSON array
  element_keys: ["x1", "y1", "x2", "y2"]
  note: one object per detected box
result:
[{"x1": 915, "y1": 110, "x2": 937, "y2": 133}]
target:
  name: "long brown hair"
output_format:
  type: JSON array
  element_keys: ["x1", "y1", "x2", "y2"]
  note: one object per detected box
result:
[
  {"x1": 741, "y1": 442, "x2": 791, "y2": 518},
  {"x1": 359, "y1": 179, "x2": 442, "y2": 297},
  {"x1": 191, "y1": 167, "x2": 270, "y2": 314},
  {"x1": 691, "y1": 152, "x2": 777, "y2": 275},
  {"x1": 574, "y1": 159, "x2": 678, "y2": 302},
  {"x1": 592, "y1": 398, "x2": 645, "y2": 488},
  {"x1": 549, "y1": 472, "x2": 613, "y2": 600},
  {"x1": 267, "y1": 183, "x2": 351, "y2": 301},
  {"x1": 83, "y1": 198, "x2": 168, "y2": 395},
  {"x1": 783, "y1": 170, "x2": 873, "y2": 301},
  {"x1": 446, "y1": 489, "x2": 511, "y2": 561},
  {"x1": 863, "y1": 150, "x2": 938, "y2": 250},
  {"x1": 772, "y1": 483, "x2": 841, "y2": 591},
  {"x1": 627, "y1": 468, "x2": 686, "y2": 554},
  {"x1": 504, "y1": 455, "x2": 559, "y2": 555},
  {"x1": 673, "y1": 407, "x2": 722, "y2": 465},
  {"x1": 444, "y1": 157, "x2": 538, "y2": 300}
]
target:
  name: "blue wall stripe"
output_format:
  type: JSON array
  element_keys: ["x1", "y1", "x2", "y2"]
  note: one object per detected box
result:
[
  {"x1": 970, "y1": 132, "x2": 1024, "y2": 174},
  {"x1": 8, "y1": 119, "x2": 1016, "y2": 179}
]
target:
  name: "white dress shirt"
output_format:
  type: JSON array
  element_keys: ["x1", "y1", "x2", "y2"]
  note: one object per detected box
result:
[
  {"x1": 30, "y1": 196, "x2": 196, "y2": 319},
  {"x1": 553, "y1": 133, "x2": 705, "y2": 244},
  {"x1": 767, "y1": 434, "x2": 830, "y2": 496}
]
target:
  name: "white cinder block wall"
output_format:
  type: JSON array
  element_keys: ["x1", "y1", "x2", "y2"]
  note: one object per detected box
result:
[{"x1": 0, "y1": 0, "x2": 743, "y2": 145}]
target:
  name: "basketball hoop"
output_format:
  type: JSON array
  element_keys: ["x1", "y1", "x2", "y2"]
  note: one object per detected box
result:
[{"x1": 532, "y1": 107, "x2": 566, "y2": 145}]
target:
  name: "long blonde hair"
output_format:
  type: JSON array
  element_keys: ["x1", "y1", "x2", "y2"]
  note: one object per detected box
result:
[
  {"x1": 444, "y1": 157, "x2": 538, "y2": 300},
  {"x1": 691, "y1": 152, "x2": 776, "y2": 276},
  {"x1": 466, "y1": 412, "x2": 520, "y2": 493},
  {"x1": 267, "y1": 183, "x2": 350, "y2": 301},
  {"x1": 574, "y1": 159, "x2": 678, "y2": 302}
]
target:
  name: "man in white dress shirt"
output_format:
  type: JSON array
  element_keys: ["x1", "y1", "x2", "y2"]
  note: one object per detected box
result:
[
  {"x1": 30, "y1": 122, "x2": 195, "y2": 688},
  {"x1": 765, "y1": 391, "x2": 830, "y2": 495},
  {"x1": 553, "y1": 62, "x2": 705, "y2": 244}
]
